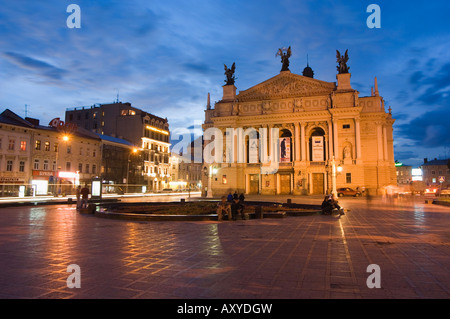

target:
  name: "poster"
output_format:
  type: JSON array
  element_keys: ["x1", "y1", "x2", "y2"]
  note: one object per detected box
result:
[
  {"x1": 279, "y1": 137, "x2": 291, "y2": 162},
  {"x1": 312, "y1": 136, "x2": 324, "y2": 161}
]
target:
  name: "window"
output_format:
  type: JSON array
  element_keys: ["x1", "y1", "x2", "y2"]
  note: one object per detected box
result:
[
  {"x1": 78, "y1": 163, "x2": 83, "y2": 173},
  {"x1": 66, "y1": 162, "x2": 71, "y2": 171},
  {"x1": 86, "y1": 148, "x2": 90, "y2": 157},
  {"x1": 93, "y1": 149, "x2": 96, "y2": 157},
  {"x1": 69, "y1": 114, "x2": 73, "y2": 121},
  {"x1": 19, "y1": 161, "x2": 25, "y2": 172},
  {"x1": 85, "y1": 164, "x2": 89, "y2": 174},
  {"x1": 54, "y1": 143, "x2": 58, "y2": 152},
  {"x1": 346, "y1": 173, "x2": 352, "y2": 184},
  {"x1": 79, "y1": 148, "x2": 83, "y2": 156},
  {"x1": 35, "y1": 140, "x2": 41, "y2": 150},
  {"x1": 43, "y1": 160, "x2": 49, "y2": 170},
  {"x1": 44, "y1": 141, "x2": 50, "y2": 151},
  {"x1": 20, "y1": 141, "x2": 27, "y2": 151},
  {"x1": 343, "y1": 124, "x2": 351, "y2": 129},
  {"x1": 431, "y1": 170, "x2": 436, "y2": 175},
  {"x1": 67, "y1": 146, "x2": 71, "y2": 154},
  {"x1": 52, "y1": 161, "x2": 56, "y2": 171},
  {"x1": 34, "y1": 159, "x2": 40, "y2": 170},
  {"x1": 6, "y1": 160, "x2": 13, "y2": 171},
  {"x1": 92, "y1": 165, "x2": 96, "y2": 174},
  {"x1": 8, "y1": 139, "x2": 15, "y2": 150}
]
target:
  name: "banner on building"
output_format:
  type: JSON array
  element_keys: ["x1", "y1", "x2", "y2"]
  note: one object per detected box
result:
[
  {"x1": 312, "y1": 136, "x2": 324, "y2": 161},
  {"x1": 279, "y1": 137, "x2": 291, "y2": 163}
]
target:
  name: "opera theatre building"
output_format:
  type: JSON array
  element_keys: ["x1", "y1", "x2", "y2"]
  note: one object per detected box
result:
[{"x1": 202, "y1": 49, "x2": 396, "y2": 196}]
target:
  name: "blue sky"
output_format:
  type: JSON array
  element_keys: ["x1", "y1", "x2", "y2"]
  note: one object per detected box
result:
[{"x1": 1, "y1": 0, "x2": 449, "y2": 167}]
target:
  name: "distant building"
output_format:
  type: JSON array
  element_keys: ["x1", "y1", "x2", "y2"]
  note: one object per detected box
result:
[
  {"x1": 97, "y1": 134, "x2": 143, "y2": 192},
  {"x1": 421, "y1": 158, "x2": 450, "y2": 188},
  {"x1": 66, "y1": 102, "x2": 171, "y2": 191},
  {"x1": 169, "y1": 151, "x2": 202, "y2": 191},
  {"x1": 395, "y1": 161, "x2": 412, "y2": 186}
]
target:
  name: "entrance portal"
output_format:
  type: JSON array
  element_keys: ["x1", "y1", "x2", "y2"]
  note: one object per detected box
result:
[{"x1": 312, "y1": 173, "x2": 324, "y2": 194}]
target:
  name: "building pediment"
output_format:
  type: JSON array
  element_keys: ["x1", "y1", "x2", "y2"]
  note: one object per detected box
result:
[{"x1": 237, "y1": 71, "x2": 336, "y2": 102}]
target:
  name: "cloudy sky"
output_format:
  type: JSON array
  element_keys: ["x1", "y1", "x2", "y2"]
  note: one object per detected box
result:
[{"x1": 1, "y1": 0, "x2": 449, "y2": 167}]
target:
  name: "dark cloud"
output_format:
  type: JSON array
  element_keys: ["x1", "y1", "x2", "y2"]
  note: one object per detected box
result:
[
  {"x1": 397, "y1": 108, "x2": 450, "y2": 148},
  {"x1": 2, "y1": 51, "x2": 66, "y2": 80}
]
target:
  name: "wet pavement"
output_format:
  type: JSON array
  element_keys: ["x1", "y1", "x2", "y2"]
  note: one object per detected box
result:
[{"x1": 0, "y1": 195, "x2": 449, "y2": 299}]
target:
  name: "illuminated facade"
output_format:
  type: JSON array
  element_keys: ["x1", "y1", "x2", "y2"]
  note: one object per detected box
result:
[
  {"x1": 65, "y1": 102, "x2": 171, "y2": 191},
  {"x1": 203, "y1": 58, "x2": 396, "y2": 196},
  {"x1": 0, "y1": 109, "x2": 102, "y2": 196}
]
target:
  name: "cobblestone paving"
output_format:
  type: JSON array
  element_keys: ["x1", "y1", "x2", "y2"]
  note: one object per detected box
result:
[{"x1": 0, "y1": 196, "x2": 449, "y2": 299}]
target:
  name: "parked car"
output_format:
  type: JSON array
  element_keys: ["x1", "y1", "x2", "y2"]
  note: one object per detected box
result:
[
  {"x1": 438, "y1": 188, "x2": 450, "y2": 197},
  {"x1": 337, "y1": 187, "x2": 361, "y2": 197},
  {"x1": 160, "y1": 188, "x2": 173, "y2": 193}
]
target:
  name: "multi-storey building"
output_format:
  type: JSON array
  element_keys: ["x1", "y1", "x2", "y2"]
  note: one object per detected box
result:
[
  {"x1": 65, "y1": 102, "x2": 171, "y2": 191},
  {"x1": 0, "y1": 109, "x2": 102, "y2": 196},
  {"x1": 421, "y1": 158, "x2": 450, "y2": 188},
  {"x1": 202, "y1": 51, "x2": 396, "y2": 196}
]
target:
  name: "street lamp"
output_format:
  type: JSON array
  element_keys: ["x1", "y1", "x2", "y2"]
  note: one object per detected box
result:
[
  {"x1": 206, "y1": 164, "x2": 213, "y2": 198},
  {"x1": 330, "y1": 156, "x2": 342, "y2": 198},
  {"x1": 126, "y1": 148, "x2": 138, "y2": 194}
]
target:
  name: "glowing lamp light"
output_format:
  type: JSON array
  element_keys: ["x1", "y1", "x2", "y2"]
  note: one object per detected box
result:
[
  {"x1": 337, "y1": 165, "x2": 343, "y2": 173},
  {"x1": 62, "y1": 135, "x2": 69, "y2": 142}
]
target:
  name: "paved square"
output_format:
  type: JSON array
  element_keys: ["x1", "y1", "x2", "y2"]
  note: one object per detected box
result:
[{"x1": 0, "y1": 196, "x2": 449, "y2": 299}]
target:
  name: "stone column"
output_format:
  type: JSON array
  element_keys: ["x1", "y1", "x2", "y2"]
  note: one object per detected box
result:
[
  {"x1": 333, "y1": 120, "x2": 339, "y2": 160},
  {"x1": 300, "y1": 122, "x2": 306, "y2": 161},
  {"x1": 376, "y1": 123, "x2": 383, "y2": 161},
  {"x1": 383, "y1": 125, "x2": 388, "y2": 161},
  {"x1": 327, "y1": 121, "x2": 333, "y2": 160},
  {"x1": 355, "y1": 118, "x2": 362, "y2": 160},
  {"x1": 294, "y1": 123, "x2": 300, "y2": 161}
]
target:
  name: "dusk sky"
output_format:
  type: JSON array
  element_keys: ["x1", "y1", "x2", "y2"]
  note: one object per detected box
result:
[{"x1": 1, "y1": 0, "x2": 449, "y2": 167}]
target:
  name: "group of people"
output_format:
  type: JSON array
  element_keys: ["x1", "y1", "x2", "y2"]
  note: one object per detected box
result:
[
  {"x1": 321, "y1": 194, "x2": 345, "y2": 216},
  {"x1": 216, "y1": 191, "x2": 246, "y2": 221},
  {"x1": 75, "y1": 184, "x2": 90, "y2": 209}
]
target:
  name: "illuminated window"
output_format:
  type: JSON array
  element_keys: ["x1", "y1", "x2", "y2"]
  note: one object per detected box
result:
[
  {"x1": 20, "y1": 141, "x2": 26, "y2": 151},
  {"x1": 35, "y1": 140, "x2": 41, "y2": 150},
  {"x1": 44, "y1": 141, "x2": 50, "y2": 151}
]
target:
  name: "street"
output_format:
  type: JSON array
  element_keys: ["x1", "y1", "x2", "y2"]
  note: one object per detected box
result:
[{"x1": 0, "y1": 195, "x2": 448, "y2": 299}]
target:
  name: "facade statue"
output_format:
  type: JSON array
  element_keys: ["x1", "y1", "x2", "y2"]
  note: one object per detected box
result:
[
  {"x1": 336, "y1": 49, "x2": 350, "y2": 74},
  {"x1": 224, "y1": 62, "x2": 236, "y2": 85},
  {"x1": 276, "y1": 46, "x2": 291, "y2": 72}
]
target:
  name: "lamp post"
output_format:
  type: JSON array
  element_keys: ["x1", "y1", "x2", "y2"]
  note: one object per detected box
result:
[
  {"x1": 126, "y1": 148, "x2": 138, "y2": 194},
  {"x1": 207, "y1": 164, "x2": 213, "y2": 198},
  {"x1": 330, "y1": 156, "x2": 343, "y2": 198}
]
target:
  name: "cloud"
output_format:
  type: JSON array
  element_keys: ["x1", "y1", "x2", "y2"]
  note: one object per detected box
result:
[
  {"x1": 397, "y1": 108, "x2": 450, "y2": 148},
  {"x1": 2, "y1": 51, "x2": 66, "y2": 80}
]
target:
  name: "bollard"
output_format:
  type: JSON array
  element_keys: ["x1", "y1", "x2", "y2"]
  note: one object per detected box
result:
[
  {"x1": 181, "y1": 198, "x2": 186, "y2": 203},
  {"x1": 287, "y1": 199, "x2": 292, "y2": 205}
]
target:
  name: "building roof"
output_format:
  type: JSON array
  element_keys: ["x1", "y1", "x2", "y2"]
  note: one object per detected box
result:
[
  {"x1": 422, "y1": 159, "x2": 450, "y2": 166},
  {"x1": 0, "y1": 109, "x2": 35, "y2": 128}
]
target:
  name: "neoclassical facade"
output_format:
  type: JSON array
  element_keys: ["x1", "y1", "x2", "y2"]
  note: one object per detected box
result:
[{"x1": 202, "y1": 54, "x2": 396, "y2": 196}]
